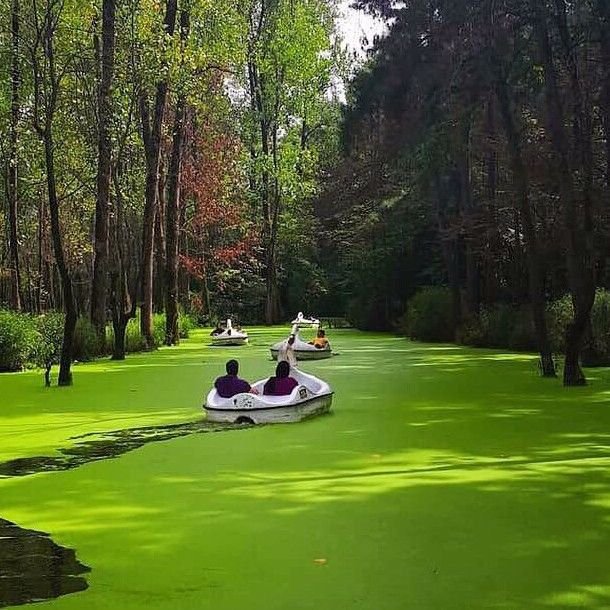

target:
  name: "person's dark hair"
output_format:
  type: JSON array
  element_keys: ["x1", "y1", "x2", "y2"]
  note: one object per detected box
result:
[
  {"x1": 276, "y1": 360, "x2": 290, "y2": 378},
  {"x1": 288, "y1": 335, "x2": 295, "y2": 346},
  {"x1": 317, "y1": 329, "x2": 325, "y2": 337},
  {"x1": 226, "y1": 359, "x2": 239, "y2": 375}
]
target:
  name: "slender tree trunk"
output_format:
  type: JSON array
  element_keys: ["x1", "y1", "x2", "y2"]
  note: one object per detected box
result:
[
  {"x1": 139, "y1": 0, "x2": 177, "y2": 347},
  {"x1": 8, "y1": 0, "x2": 22, "y2": 311},
  {"x1": 434, "y1": 176, "x2": 462, "y2": 335},
  {"x1": 165, "y1": 8, "x2": 190, "y2": 344},
  {"x1": 459, "y1": 120, "x2": 479, "y2": 316},
  {"x1": 32, "y1": 4, "x2": 76, "y2": 385},
  {"x1": 601, "y1": 1, "x2": 610, "y2": 189},
  {"x1": 165, "y1": 100, "x2": 186, "y2": 344},
  {"x1": 532, "y1": 1, "x2": 595, "y2": 386},
  {"x1": 493, "y1": 64, "x2": 556, "y2": 376},
  {"x1": 37, "y1": 197, "x2": 44, "y2": 313},
  {"x1": 178, "y1": 196, "x2": 189, "y2": 304},
  {"x1": 110, "y1": 171, "x2": 136, "y2": 360},
  {"x1": 165, "y1": 107, "x2": 187, "y2": 343},
  {"x1": 154, "y1": 183, "x2": 166, "y2": 314},
  {"x1": 91, "y1": 0, "x2": 116, "y2": 341},
  {"x1": 44, "y1": 133, "x2": 76, "y2": 385}
]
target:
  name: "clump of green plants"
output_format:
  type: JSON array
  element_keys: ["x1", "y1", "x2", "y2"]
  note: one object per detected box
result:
[
  {"x1": 0, "y1": 309, "x2": 200, "y2": 375},
  {"x1": 0, "y1": 310, "x2": 39, "y2": 372},
  {"x1": 401, "y1": 287, "x2": 455, "y2": 342},
  {"x1": 403, "y1": 287, "x2": 610, "y2": 364}
]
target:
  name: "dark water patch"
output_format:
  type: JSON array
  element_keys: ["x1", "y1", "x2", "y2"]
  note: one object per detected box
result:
[
  {"x1": 0, "y1": 517, "x2": 90, "y2": 608},
  {"x1": 0, "y1": 420, "x2": 249, "y2": 478}
]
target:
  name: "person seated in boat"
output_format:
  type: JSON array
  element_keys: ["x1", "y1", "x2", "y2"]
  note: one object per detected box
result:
[
  {"x1": 215, "y1": 359, "x2": 257, "y2": 397},
  {"x1": 309, "y1": 329, "x2": 329, "y2": 349},
  {"x1": 277, "y1": 334, "x2": 297, "y2": 367},
  {"x1": 210, "y1": 322, "x2": 225, "y2": 336},
  {"x1": 263, "y1": 361, "x2": 298, "y2": 396}
]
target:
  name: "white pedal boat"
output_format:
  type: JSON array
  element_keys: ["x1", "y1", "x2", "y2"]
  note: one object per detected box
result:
[
  {"x1": 291, "y1": 312, "x2": 320, "y2": 327},
  {"x1": 204, "y1": 369, "x2": 333, "y2": 424},
  {"x1": 271, "y1": 332, "x2": 332, "y2": 361},
  {"x1": 210, "y1": 319, "x2": 248, "y2": 346}
]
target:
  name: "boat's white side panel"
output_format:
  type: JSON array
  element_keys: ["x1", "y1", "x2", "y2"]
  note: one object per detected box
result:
[
  {"x1": 211, "y1": 336, "x2": 248, "y2": 346},
  {"x1": 270, "y1": 348, "x2": 331, "y2": 360},
  {"x1": 205, "y1": 394, "x2": 332, "y2": 424}
]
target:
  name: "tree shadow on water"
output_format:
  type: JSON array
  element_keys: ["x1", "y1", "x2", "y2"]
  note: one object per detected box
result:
[{"x1": 0, "y1": 517, "x2": 90, "y2": 608}]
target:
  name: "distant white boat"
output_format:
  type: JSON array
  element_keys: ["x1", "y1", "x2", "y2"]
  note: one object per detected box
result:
[
  {"x1": 210, "y1": 319, "x2": 248, "y2": 346},
  {"x1": 291, "y1": 311, "x2": 320, "y2": 327},
  {"x1": 204, "y1": 368, "x2": 333, "y2": 424},
  {"x1": 270, "y1": 332, "x2": 332, "y2": 361}
]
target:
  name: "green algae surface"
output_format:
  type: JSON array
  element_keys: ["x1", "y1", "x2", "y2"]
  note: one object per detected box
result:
[{"x1": 2, "y1": 328, "x2": 610, "y2": 608}]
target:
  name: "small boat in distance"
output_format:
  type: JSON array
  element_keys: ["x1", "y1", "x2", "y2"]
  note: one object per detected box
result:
[
  {"x1": 291, "y1": 312, "x2": 320, "y2": 327},
  {"x1": 210, "y1": 319, "x2": 249, "y2": 347},
  {"x1": 270, "y1": 331, "x2": 332, "y2": 361},
  {"x1": 204, "y1": 369, "x2": 333, "y2": 424}
]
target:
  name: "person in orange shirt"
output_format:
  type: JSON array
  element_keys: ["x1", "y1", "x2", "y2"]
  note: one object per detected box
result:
[{"x1": 310, "y1": 329, "x2": 329, "y2": 349}]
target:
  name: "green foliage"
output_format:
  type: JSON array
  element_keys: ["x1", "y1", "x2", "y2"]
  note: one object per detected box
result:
[
  {"x1": 179, "y1": 313, "x2": 196, "y2": 339},
  {"x1": 0, "y1": 310, "x2": 39, "y2": 372},
  {"x1": 34, "y1": 313, "x2": 64, "y2": 368},
  {"x1": 72, "y1": 317, "x2": 102, "y2": 362},
  {"x1": 547, "y1": 295, "x2": 572, "y2": 354},
  {"x1": 106, "y1": 312, "x2": 198, "y2": 353},
  {"x1": 0, "y1": 310, "x2": 202, "y2": 372},
  {"x1": 401, "y1": 287, "x2": 455, "y2": 342},
  {"x1": 404, "y1": 289, "x2": 610, "y2": 361},
  {"x1": 548, "y1": 291, "x2": 610, "y2": 366},
  {"x1": 459, "y1": 305, "x2": 536, "y2": 351}
]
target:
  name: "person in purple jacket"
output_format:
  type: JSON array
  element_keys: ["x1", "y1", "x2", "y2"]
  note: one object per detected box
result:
[
  {"x1": 263, "y1": 361, "x2": 298, "y2": 396},
  {"x1": 215, "y1": 360, "x2": 256, "y2": 398}
]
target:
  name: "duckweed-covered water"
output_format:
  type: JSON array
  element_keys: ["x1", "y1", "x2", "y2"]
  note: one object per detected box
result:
[{"x1": 1, "y1": 328, "x2": 610, "y2": 609}]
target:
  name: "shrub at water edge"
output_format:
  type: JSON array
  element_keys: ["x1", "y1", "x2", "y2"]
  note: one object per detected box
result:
[{"x1": 401, "y1": 287, "x2": 455, "y2": 342}]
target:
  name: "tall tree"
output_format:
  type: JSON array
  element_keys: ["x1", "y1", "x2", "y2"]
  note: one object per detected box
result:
[
  {"x1": 243, "y1": 0, "x2": 334, "y2": 323},
  {"x1": 91, "y1": 0, "x2": 117, "y2": 340},
  {"x1": 138, "y1": 0, "x2": 177, "y2": 347},
  {"x1": 487, "y1": 2, "x2": 556, "y2": 377},
  {"x1": 30, "y1": 0, "x2": 77, "y2": 385},
  {"x1": 164, "y1": 5, "x2": 189, "y2": 346},
  {"x1": 532, "y1": 0, "x2": 595, "y2": 385},
  {"x1": 7, "y1": 0, "x2": 22, "y2": 310}
]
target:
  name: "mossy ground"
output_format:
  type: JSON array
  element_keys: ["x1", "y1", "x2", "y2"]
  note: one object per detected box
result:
[{"x1": 2, "y1": 328, "x2": 610, "y2": 608}]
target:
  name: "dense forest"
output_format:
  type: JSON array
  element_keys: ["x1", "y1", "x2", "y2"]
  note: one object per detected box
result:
[
  {"x1": 1, "y1": 0, "x2": 609, "y2": 387},
  {"x1": 0, "y1": 0, "x2": 343, "y2": 383},
  {"x1": 318, "y1": 0, "x2": 610, "y2": 386}
]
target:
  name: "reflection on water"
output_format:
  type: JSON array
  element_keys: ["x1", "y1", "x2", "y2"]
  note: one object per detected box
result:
[
  {"x1": 0, "y1": 420, "x2": 247, "y2": 478},
  {"x1": 0, "y1": 518, "x2": 90, "y2": 608}
]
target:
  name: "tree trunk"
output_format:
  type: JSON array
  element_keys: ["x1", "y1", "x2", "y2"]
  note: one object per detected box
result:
[
  {"x1": 8, "y1": 0, "x2": 22, "y2": 311},
  {"x1": 110, "y1": 172, "x2": 136, "y2": 360},
  {"x1": 165, "y1": 104, "x2": 187, "y2": 344},
  {"x1": 434, "y1": 176, "x2": 462, "y2": 336},
  {"x1": 532, "y1": 1, "x2": 595, "y2": 385},
  {"x1": 601, "y1": 0, "x2": 610, "y2": 188},
  {"x1": 91, "y1": 0, "x2": 116, "y2": 340},
  {"x1": 178, "y1": 196, "x2": 189, "y2": 304},
  {"x1": 165, "y1": 103, "x2": 186, "y2": 344},
  {"x1": 458, "y1": 120, "x2": 479, "y2": 316},
  {"x1": 493, "y1": 63, "x2": 556, "y2": 377},
  {"x1": 154, "y1": 183, "x2": 166, "y2": 314},
  {"x1": 138, "y1": 0, "x2": 178, "y2": 347},
  {"x1": 165, "y1": 8, "x2": 189, "y2": 345},
  {"x1": 44, "y1": 133, "x2": 76, "y2": 386}
]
